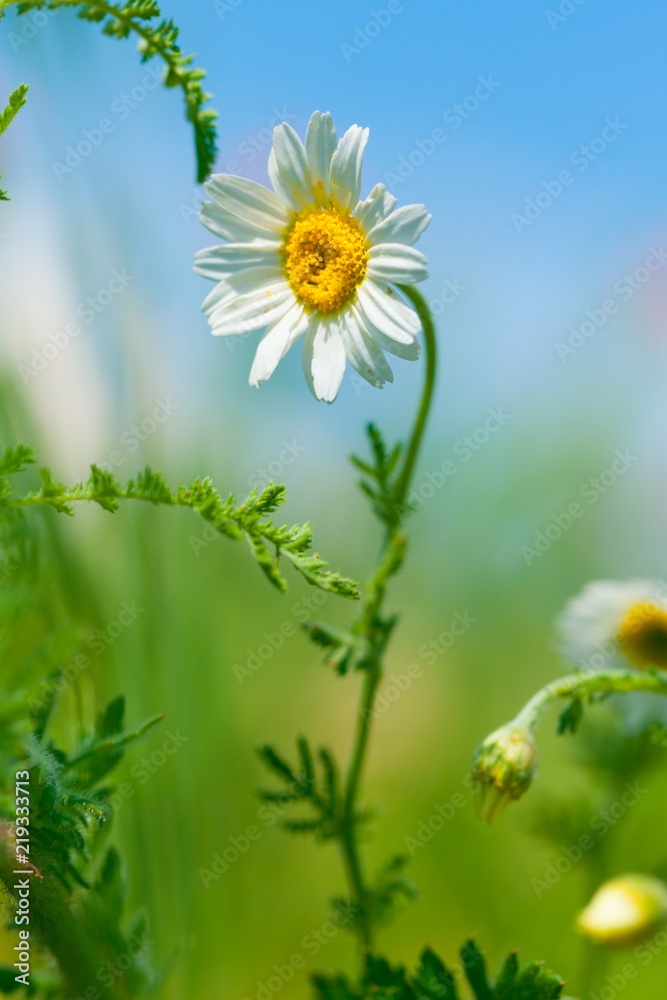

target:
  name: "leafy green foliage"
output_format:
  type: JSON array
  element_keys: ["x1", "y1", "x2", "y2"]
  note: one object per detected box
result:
[
  {"x1": 0, "y1": 84, "x2": 29, "y2": 200},
  {"x1": 0, "y1": 442, "x2": 35, "y2": 477},
  {"x1": 368, "y1": 854, "x2": 418, "y2": 926},
  {"x1": 0, "y1": 682, "x2": 160, "y2": 995},
  {"x1": 257, "y1": 737, "x2": 341, "y2": 840},
  {"x1": 312, "y1": 944, "x2": 567, "y2": 1000},
  {"x1": 77, "y1": 846, "x2": 153, "y2": 997},
  {"x1": 0, "y1": 448, "x2": 359, "y2": 597},
  {"x1": 302, "y1": 534, "x2": 404, "y2": 673},
  {"x1": 1, "y1": 0, "x2": 217, "y2": 181},
  {"x1": 0, "y1": 84, "x2": 28, "y2": 136},
  {"x1": 258, "y1": 746, "x2": 415, "y2": 929},
  {"x1": 351, "y1": 423, "x2": 404, "y2": 530},
  {"x1": 19, "y1": 696, "x2": 162, "y2": 890},
  {"x1": 302, "y1": 619, "x2": 362, "y2": 675},
  {"x1": 556, "y1": 687, "x2": 619, "y2": 737},
  {"x1": 413, "y1": 947, "x2": 459, "y2": 999},
  {"x1": 0, "y1": 451, "x2": 163, "y2": 997},
  {"x1": 557, "y1": 696, "x2": 584, "y2": 735}
]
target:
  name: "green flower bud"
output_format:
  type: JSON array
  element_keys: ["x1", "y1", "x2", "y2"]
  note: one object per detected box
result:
[
  {"x1": 577, "y1": 874, "x2": 667, "y2": 947},
  {"x1": 471, "y1": 725, "x2": 536, "y2": 823}
]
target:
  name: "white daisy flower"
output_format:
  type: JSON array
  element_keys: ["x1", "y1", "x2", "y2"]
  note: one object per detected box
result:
[
  {"x1": 556, "y1": 578, "x2": 667, "y2": 672},
  {"x1": 194, "y1": 111, "x2": 431, "y2": 402}
]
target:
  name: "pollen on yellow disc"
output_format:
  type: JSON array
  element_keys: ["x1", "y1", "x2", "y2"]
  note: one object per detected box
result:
[
  {"x1": 617, "y1": 602, "x2": 667, "y2": 669},
  {"x1": 283, "y1": 210, "x2": 368, "y2": 314}
]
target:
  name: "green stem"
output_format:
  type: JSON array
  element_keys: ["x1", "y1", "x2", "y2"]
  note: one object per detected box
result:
[
  {"x1": 513, "y1": 668, "x2": 667, "y2": 733},
  {"x1": 338, "y1": 285, "x2": 438, "y2": 957},
  {"x1": 393, "y1": 285, "x2": 439, "y2": 512},
  {"x1": 339, "y1": 664, "x2": 381, "y2": 953}
]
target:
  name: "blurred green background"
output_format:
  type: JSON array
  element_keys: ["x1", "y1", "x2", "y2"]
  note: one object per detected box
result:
[{"x1": 2, "y1": 1, "x2": 667, "y2": 997}]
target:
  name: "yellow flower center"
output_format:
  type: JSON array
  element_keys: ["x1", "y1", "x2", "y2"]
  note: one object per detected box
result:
[
  {"x1": 283, "y1": 210, "x2": 368, "y2": 314},
  {"x1": 617, "y1": 602, "x2": 667, "y2": 669}
]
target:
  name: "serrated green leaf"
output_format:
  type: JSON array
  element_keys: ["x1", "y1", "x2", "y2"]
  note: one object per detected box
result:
[
  {"x1": 364, "y1": 955, "x2": 415, "y2": 1000},
  {"x1": 0, "y1": 444, "x2": 35, "y2": 477},
  {"x1": 97, "y1": 695, "x2": 125, "y2": 738},
  {"x1": 281, "y1": 818, "x2": 324, "y2": 835},
  {"x1": 297, "y1": 735, "x2": 315, "y2": 795},
  {"x1": 514, "y1": 962, "x2": 565, "y2": 1000},
  {"x1": 312, "y1": 974, "x2": 359, "y2": 1000},
  {"x1": 557, "y1": 697, "x2": 584, "y2": 736},
  {"x1": 412, "y1": 947, "x2": 459, "y2": 1000},
  {"x1": 1, "y1": 450, "x2": 358, "y2": 598},
  {"x1": 493, "y1": 951, "x2": 519, "y2": 1000},
  {"x1": 461, "y1": 940, "x2": 493, "y2": 1000},
  {"x1": 257, "y1": 745, "x2": 298, "y2": 786}
]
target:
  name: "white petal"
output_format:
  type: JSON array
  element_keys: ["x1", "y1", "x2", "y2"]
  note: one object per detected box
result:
[
  {"x1": 199, "y1": 202, "x2": 268, "y2": 243},
  {"x1": 372, "y1": 330, "x2": 421, "y2": 360},
  {"x1": 268, "y1": 123, "x2": 316, "y2": 211},
  {"x1": 329, "y1": 125, "x2": 369, "y2": 212},
  {"x1": 356, "y1": 281, "x2": 421, "y2": 344},
  {"x1": 341, "y1": 309, "x2": 393, "y2": 388},
  {"x1": 353, "y1": 183, "x2": 398, "y2": 233},
  {"x1": 194, "y1": 241, "x2": 281, "y2": 280},
  {"x1": 249, "y1": 304, "x2": 309, "y2": 386},
  {"x1": 210, "y1": 288, "x2": 294, "y2": 338},
  {"x1": 305, "y1": 111, "x2": 337, "y2": 198},
  {"x1": 301, "y1": 322, "x2": 317, "y2": 398},
  {"x1": 201, "y1": 279, "x2": 236, "y2": 316},
  {"x1": 353, "y1": 304, "x2": 421, "y2": 361},
  {"x1": 202, "y1": 266, "x2": 285, "y2": 317},
  {"x1": 367, "y1": 243, "x2": 429, "y2": 284},
  {"x1": 302, "y1": 319, "x2": 347, "y2": 402},
  {"x1": 366, "y1": 204, "x2": 431, "y2": 247},
  {"x1": 207, "y1": 285, "x2": 291, "y2": 331},
  {"x1": 205, "y1": 174, "x2": 290, "y2": 233},
  {"x1": 205, "y1": 269, "x2": 294, "y2": 335}
]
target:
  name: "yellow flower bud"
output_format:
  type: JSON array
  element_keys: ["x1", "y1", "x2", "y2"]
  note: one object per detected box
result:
[
  {"x1": 471, "y1": 725, "x2": 537, "y2": 823},
  {"x1": 576, "y1": 875, "x2": 667, "y2": 947}
]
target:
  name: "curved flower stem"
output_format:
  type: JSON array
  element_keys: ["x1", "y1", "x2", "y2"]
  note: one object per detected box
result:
[
  {"x1": 512, "y1": 668, "x2": 667, "y2": 733},
  {"x1": 338, "y1": 285, "x2": 438, "y2": 957},
  {"x1": 393, "y1": 285, "x2": 439, "y2": 513}
]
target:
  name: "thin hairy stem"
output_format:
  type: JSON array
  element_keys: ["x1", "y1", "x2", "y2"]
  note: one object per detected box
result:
[
  {"x1": 513, "y1": 668, "x2": 667, "y2": 732},
  {"x1": 338, "y1": 285, "x2": 438, "y2": 957}
]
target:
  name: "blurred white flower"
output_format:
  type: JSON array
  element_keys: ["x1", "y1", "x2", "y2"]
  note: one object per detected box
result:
[
  {"x1": 556, "y1": 579, "x2": 667, "y2": 672},
  {"x1": 195, "y1": 111, "x2": 430, "y2": 402},
  {"x1": 577, "y1": 874, "x2": 667, "y2": 947}
]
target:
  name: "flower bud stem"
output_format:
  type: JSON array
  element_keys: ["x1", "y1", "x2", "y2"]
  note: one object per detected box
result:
[{"x1": 513, "y1": 668, "x2": 667, "y2": 734}]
